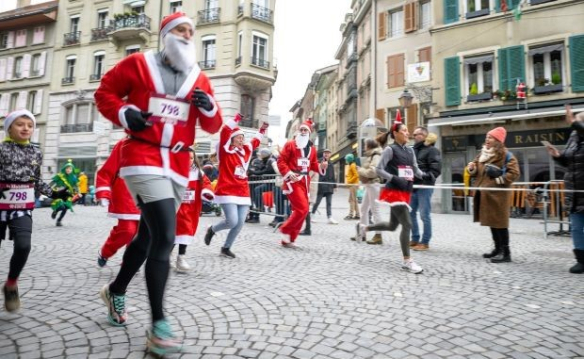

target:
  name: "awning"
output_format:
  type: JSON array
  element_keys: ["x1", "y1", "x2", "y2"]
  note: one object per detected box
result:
[
  {"x1": 528, "y1": 43, "x2": 563, "y2": 56},
  {"x1": 464, "y1": 55, "x2": 493, "y2": 65},
  {"x1": 428, "y1": 105, "x2": 584, "y2": 127}
]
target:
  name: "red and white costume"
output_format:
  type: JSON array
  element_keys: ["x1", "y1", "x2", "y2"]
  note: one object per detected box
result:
[
  {"x1": 175, "y1": 166, "x2": 214, "y2": 245},
  {"x1": 214, "y1": 117, "x2": 262, "y2": 205},
  {"x1": 277, "y1": 138, "x2": 325, "y2": 242},
  {"x1": 95, "y1": 138, "x2": 140, "y2": 259},
  {"x1": 94, "y1": 52, "x2": 222, "y2": 187}
]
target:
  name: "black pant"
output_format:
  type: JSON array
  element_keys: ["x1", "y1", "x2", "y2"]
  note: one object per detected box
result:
[
  {"x1": 312, "y1": 192, "x2": 333, "y2": 218},
  {"x1": 57, "y1": 208, "x2": 67, "y2": 222},
  {"x1": 367, "y1": 205, "x2": 412, "y2": 257},
  {"x1": 109, "y1": 198, "x2": 176, "y2": 322},
  {"x1": 5, "y1": 215, "x2": 33, "y2": 281}
]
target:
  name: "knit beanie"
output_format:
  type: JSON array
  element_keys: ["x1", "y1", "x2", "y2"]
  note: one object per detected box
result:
[{"x1": 487, "y1": 127, "x2": 507, "y2": 143}]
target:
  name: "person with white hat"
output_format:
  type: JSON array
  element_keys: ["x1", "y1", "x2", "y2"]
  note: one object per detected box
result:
[
  {"x1": 94, "y1": 11, "x2": 223, "y2": 355},
  {"x1": 0, "y1": 110, "x2": 69, "y2": 313}
]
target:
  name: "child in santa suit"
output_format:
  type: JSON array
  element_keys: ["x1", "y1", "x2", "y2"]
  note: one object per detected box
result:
[
  {"x1": 174, "y1": 148, "x2": 214, "y2": 272},
  {"x1": 96, "y1": 138, "x2": 141, "y2": 267}
]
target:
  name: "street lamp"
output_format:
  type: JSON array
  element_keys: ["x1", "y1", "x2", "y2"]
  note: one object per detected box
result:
[
  {"x1": 398, "y1": 89, "x2": 413, "y2": 108},
  {"x1": 399, "y1": 84, "x2": 438, "y2": 119}
]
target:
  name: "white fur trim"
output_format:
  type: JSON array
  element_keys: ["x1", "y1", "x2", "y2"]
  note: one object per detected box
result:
[
  {"x1": 283, "y1": 171, "x2": 295, "y2": 180},
  {"x1": 201, "y1": 188, "x2": 214, "y2": 200},
  {"x1": 174, "y1": 234, "x2": 194, "y2": 245},
  {"x1": 178, "y1": 62, "x2": 201, "y2": 98},
  {"x1": 375, "y1": 199, "x2": 411, "y2": 211},
  {"x1": 213, "y1": 195, "x2": 251, "y2": 205},
  {"x1": 198, "y1": 95, "x2": 218, "y2": 117},
  {"x1": 144, "y1": 51, "x2": 165, "y2": 94},
  {"x1": 107, "y1": 213, "x2": 140, "y2": 220},
  {"x1": 95, "y1": 186, "x2": 111, "y2": 193},
  {"x1": 118, "y1": 104, "x2": 142, "y2": 130},
  {"x1": 230, "y1": 130, "x2": 244, "y2": 139},
  {"x1": 160, "y1": 16, "x2": 193, "y2": 39},
  {"x1": 225, "y1": 118, "x2": 238, "y2": 129},
  {"x1": 119, "y1": 166, "x2": 189, "y2": 187}
]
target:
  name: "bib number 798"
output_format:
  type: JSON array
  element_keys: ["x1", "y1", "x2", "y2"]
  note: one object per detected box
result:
[{"x1": 160, "y1": 103, "x2": 180, "y2": 116}]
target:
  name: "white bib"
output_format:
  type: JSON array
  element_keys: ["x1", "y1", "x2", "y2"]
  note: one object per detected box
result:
[
  {"x1": 0, "y1": 182, "x2": 35, "y2": 210},
  {"x1": 148, "y1": 94, "x2": 190, "y2": 127},
  {"x1": 297, "y1": 158, "x2": 309, "y2": 168},
  {"x1": 234, "y1": 165, "x2": 247, "y2": 179},
  {"x1": 182, "y1": 190, "x2": 196, "y2": 202},
  {"x1": 398, "y1": 166, "x2": 414, "y2": 181}
]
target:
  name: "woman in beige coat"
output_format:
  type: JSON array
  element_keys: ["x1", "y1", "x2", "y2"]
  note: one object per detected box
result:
[{"x1": 467, "y1": 127, "x2": 520, "y2": 263}]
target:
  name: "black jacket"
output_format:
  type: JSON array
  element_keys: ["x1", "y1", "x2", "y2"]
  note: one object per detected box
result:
[
  {"x1": 317, "y1": 160, "x2": 336, "y2": 194},
  {"x1": 554, "y1": 121, "x2": 584, "y2": 214},
  {"x1": 413, "y1": 141, "x2": 442, "y2": 186}
]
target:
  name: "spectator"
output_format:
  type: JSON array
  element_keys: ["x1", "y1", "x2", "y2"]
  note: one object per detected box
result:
[
  {"x1": 344, "y1": 153, "x2": 360, "y2": 220},
  {"x1": 78, "y1": 172, "x2": 88, "y2": 205},
  {"x1": 355, "y1": 139, "x2": 383, "y2": 244},
  {"x1": 311, "y1": 149, "x2": 338, "y2": 225}
]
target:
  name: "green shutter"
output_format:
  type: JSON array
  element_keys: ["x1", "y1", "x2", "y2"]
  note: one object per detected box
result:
[
  {"x1": 498, "y1": 48, "x2": 509, "y2": 91},
  {"x1": 570, "y1": 35, "x2": 584, "y2": 93},
  {"x1": 445, "y1": 56, "x2": 460, "y2": 106},
  {"x1": 444, "y1": 0, "x2": 458, "y2": 24},
  {"x1": 498, "y1": 45, "x2": 524, "y2": 91}
]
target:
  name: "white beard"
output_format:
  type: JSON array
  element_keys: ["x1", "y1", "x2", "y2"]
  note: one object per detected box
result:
[
  {"x1": 164, "y1": 33, "x2": 196, "y2": 73},
  {"x1": 295, "y1": 134, "x2": 309, "y2": 149}
]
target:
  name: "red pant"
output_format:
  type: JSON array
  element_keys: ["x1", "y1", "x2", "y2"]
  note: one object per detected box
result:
[
  {"x1": 280, "y1": 180, "x2": 309, "y2": 241},
  {"x1": 100, "y1": 219, "x2": 139, "y2": 259}
]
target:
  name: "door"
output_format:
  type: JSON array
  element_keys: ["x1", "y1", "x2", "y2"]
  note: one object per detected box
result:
[{"x1": 442, "y1": 152, "x2": 470, "y2": 213}]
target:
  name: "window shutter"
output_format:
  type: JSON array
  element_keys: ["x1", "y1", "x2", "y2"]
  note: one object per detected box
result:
[
  {"x1": 378, "y1": 12, "x2": 387, "y2": 41},
  {"x1": 498, "y1": 48, "x2": 508, "y2": 91},
  {"x1": 15, "y1": 30, "x2": 27, "y2": 47},
  {"x1": 6, "y1": 57, "x2": 14, "y2": 80},
  {"x1": 33, "y1": 26, "x2": 45, "y2": 44},
  {"x1": 38, "y1": 52, "x2": 46, "y2": 76},
  {"x1": 17, "y1": 91, "x2": 27, "y2": 110},
  {"x1": 570, "y1": 34, "x2": 584, "y2": 93},
  {"x1": 419, "y1": 47, "x2": 431, "y2": 63},
  {"x1": 499, "y1": 45, "x2": 525, "y2": 91},
  {"x1": 387, "y1": 56, "x2": 394, "y2": 88},
  {"x1": 0, "y1": 59, "x2": 6, "y2": 82},
  {"x1": 396, "y1": 54, "x2": 405, "y2": 87},
  {"x1": 444, "y1": 56, "x2": 461, "y2": 106},
  {"x1": 34, "y1": 89, "x2": 43, "y2": 114},
  {"x1": 22, "y1": 54, "x2": 31, "y2": 78},
  {"x1": 406, "y1": 104, "x2": 418, "y2": 137},
  {"x1": 404, "y1": 3, "x2": 414, "y2": 33},
  {"x1": 0, "y1": 94, "x2": 9, "y2": 115},
  {"x1": 6, "y1": 31, "x2": 14, "y2": 49},
  {"x1": 444, "y1": 0, "x2": 458, "y2": 24},
  {"x1": 375, "y1": 108, "x2": 386, "y2": 123}
]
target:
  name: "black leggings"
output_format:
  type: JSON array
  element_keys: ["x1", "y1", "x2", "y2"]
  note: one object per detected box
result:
[
  {"x1": 5, "y1": 215, "x2": 33, "y2": 281},
  {"x1": 365, "y1": 205, "x2": 412, "y2": 257},
  {"x1": 109, "y1": 198, "x2": 176, "y2": 322},
  {"x1": 56, "y1": 208, "x2": 67, "y2": 221},
  {"x1": 175, "y1": 244, "x2": 187, "y2": 255}
]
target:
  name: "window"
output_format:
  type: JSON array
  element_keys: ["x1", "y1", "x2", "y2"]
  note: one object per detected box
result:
[
  {"x1": 14, "y1": 30, "x2": 27, "y2": 48},
  {"x1": 27, "y1": 91, "x2": 36, "y2": 111},
  {"x1": 132, "y1": 5, "x2": 145, "y2": 14},
  {"x1": 240, "y1": 95, "x2": 255, "y2": 127},
  {"x1": 389, "y1": 8, "x2": 404, "y2": 37},
  {"x1": 252, "y1": 34, "x2": 268, "y2": 68},
  {"x1": 0, "y1": 33, "x2": 8, "y2": 49},
  {"x1": 238, "y1": 31, "x2": 243, "y2": 58},
  {"x1": 205, "y1": 0, "x2": 218, "y2": 9},
  {"x1": 420, "y1": 1, "x2": 431, "y2": 30},
  {"x1": 92, "y1": 52, "x2": 105, "y2": 81},
  {"x1": 13, "y1": 57, "x2": 22, "y2": 78},
  {"x1": 529, "y1": 43, "x2": 564, "y2": 92},
  {"x1": 126, "y1": 45, "x2": 140, "y2": 56},
  {"x1": 386, "y1": 53, "x2": 404, "y2": 88},
  {"x1": 61, "y1": 102, "x2": 96, "y2": 133},
  {"x1": 201, "y1": 37, "x2": 216, "y2": 69},
  {"x1": 97, "y1": 10, "x2": 109, "y2": 28},
  {"x1": 466, "y1": 0, "x2": 490, "y2": 18},
  {"x1": 170, "y1": 0, "x2": 182, "y2": 13},
  {"x1": 32, "y1": 26, "x2": 45, "y2": 44},
  {"x1": 464, "y1": 54, "x2": 494, "y2": 100},
  {"x1": 63, "y1": 56, "x2": 76, "y2": 84},
  {"x1": 70, "y1": 16, "x2": 80, "y2": 33},
  {"x1": 10, "y1": 93, "x2": 18, "y2": 112}
]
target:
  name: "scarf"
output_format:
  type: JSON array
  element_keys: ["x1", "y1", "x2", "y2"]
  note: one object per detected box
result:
[
  {"x1": 3, "y1": 137, "x2": 30, "y2": 145},
  {"x1": 478, "y1": 145, "x2": 496, "y2": 163}
]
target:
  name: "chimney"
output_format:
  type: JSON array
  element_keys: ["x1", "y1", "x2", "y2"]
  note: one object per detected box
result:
[{"x1": 17, "y1": 0, "x2": 32, "y2": 7}]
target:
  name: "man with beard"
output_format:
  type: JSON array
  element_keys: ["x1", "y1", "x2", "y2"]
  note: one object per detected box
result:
[
  {"x1": 94, "y1": 12, "x2": 222, "y2": 356},
  {"x1": 277, "y1": 119, "x2": 327, "y2": 247}
]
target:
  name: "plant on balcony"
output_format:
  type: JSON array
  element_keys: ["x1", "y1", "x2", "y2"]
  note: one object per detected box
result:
[
  {"x1": 551, "y1": 72, "x2": 562, "y2": 85},
  {"x1": 469, "y1": 83, "x2": 478, "y2": 95},
  {"x1": 494, "y1": 89, "x2": 517, "y2": 101}
]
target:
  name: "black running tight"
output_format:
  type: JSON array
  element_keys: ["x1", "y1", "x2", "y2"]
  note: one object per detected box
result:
[
  {"x1": 6, "y1": 215, "x2": 33, "y2": 281},
  {"x1": 365, "y1": 204, "x2": 412, "y2": 257}
]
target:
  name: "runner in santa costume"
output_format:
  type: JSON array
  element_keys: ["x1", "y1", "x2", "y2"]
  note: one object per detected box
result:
[
  {"x1": 204, "y1": 113, "x2": 268, "y2": 258},
  {"x1": 95, "y1": 138, "x2": 140, "y2": 268},
  {"x1": 174, "y1": 148, "x2": 214, "y2": 272},
  {"x1": 94, "y1": 12, "x2": 222, "y2": 355},
  {"x1": 277, "y1": 119, "x2": 327, "y2": 247},
  {"x1": 357, "y1": 115, "x2": 431, "y2": 274}
]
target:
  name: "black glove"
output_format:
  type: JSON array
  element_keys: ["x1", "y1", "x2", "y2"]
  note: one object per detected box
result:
[
  {"x1": 422, "y1": 172, "x2": 435, "y2": 182},
  {"x1": 124, "y1": 109, "x2": 152, "y2": 132},
  {"x1": 0, "y1": 188, "x2": 8, "y2": 200},
  {"x1": 50, "y1": 188, "x2": 71, "y2": 200},
  {"x1": 191, "y1": 88, "x2": 214, "y2": 111},
  {"x1": 391, "y1": 176, "x2": 409, "y2": 191}
]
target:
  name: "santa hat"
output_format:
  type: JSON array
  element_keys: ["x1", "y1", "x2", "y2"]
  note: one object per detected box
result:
[
  {"x1": 160, "y1": 12, "x2": 193, "y2": 39},
  {"x1": 4, "y1": 109, "x2": 36, "y2": 136},
  {"x1": 299, "y1": 118, "x2": 314, "y2": 133},
  {"x1": 391, "y1": 109, "x2": 403, "y2": 132},
  {"x1": 487, "y1": 126, "x2": 507, "y2": 143},
  {"x1": 230, "y1": 126, "x2": 244, "y2": 140}
]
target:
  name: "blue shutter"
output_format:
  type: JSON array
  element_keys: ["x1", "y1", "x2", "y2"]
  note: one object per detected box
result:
[
  {"x1": 498, "y1": 45, "x2": 525, "y2": 91},
  {"x1": 444, "y1": 0, "x2": 459, "y2": 24},
  {"x1": 498, "y1": 48, "x2": 509, "y2": 91},
  {"x1": 445, "y1": 56, "x2": 461, "y2": 106},
  {"x1": 570, "y1": 35, "x2": 584, "y2": 93}
]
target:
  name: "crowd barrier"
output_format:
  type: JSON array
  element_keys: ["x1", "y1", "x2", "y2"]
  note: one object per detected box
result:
[{"x1": 247, "y1": 175, "x2": 290, "y2": 231}]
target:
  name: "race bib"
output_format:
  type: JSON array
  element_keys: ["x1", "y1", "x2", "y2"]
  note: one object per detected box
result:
[
  {"x1": 297, "y1": 158, "x2": 309, "y2": 168},
  {"x1": 182, "y1": 190, "x2": 196, "y2": 202},
  {"x1": 0, "y1": 182, "x2": 35, "y2": 210},
  {"x1": 398, "y1": 166, "x2": 414, "y2": 181},
  {"x1": 147, "y1": 94, "x2": 190, "y2": 127},
  {"x1": 234, "y1": 166, "x2": 247, "y2": 179}
]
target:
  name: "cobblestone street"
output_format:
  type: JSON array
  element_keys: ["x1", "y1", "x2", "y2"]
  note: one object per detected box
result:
[{"x1": 0, "y1": 192, "x2": 583, "y2": 359}]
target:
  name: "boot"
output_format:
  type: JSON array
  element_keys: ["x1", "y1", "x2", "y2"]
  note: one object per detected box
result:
[
  {"x1": 483, "y1": 237, "x2": 501, "y2": 258},
  {"x1": 491, "y1": 232, "x2": 511, "y2": 263},
  {"x1": 367, "y1": 234, "x2": 382, "y2": 245},
  {"x1": 569, "y1": 249, "x2": 584, "y2": 274}
]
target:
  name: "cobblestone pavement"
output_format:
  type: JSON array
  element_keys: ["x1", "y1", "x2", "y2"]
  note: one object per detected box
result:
[{"x1": 0, "y1": 192, "x2": 583, "y2": 359}]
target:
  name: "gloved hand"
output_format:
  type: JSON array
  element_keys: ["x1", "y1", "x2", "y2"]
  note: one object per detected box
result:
[
  {"x1": 191, "y1": 88, "x2": 214, "y2": 111},
  {"x1": 124, "y1": 109, "x2": 152, "y2": 132},
  {"x1": 0, "y1": 188, "x2": 8, "y2": 200},
  {"x1": 50, "y1": 188, "x2": 71, "y2": 200},
  {"x1": 422, "y1": 172, "x2": 435, "y2": 182},
  {"x1": 202, "y1": 192, "x2": 214, "y2": 201},
  {"x1": 233, "y1": 113, "x2": 243, "y2": 123},
  {"x1": 100, "y1": 199, "x2": 110, "y2": 207},
  {"x1": 391, "y1": 176, "x2": 409, "y2": 192},
  {"x1": 259, "y1": 122, "x2": 269, "y2": 135}
]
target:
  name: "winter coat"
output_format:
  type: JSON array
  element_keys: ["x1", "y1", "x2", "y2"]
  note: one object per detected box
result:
[
  {"x1": 553, "y1": 121, "x2": 584, "y2": 214},
  {"x1": 317, "y1": 159, "x2": 336, "y2": 195},
  {"x1": 468, "y1": 147, "x2": 520, "y2": 228},
  {"x1": 413, "y1": 141, "x2": 441, "y2": 186},
  {"x1": 358, "y1": 147, "x2": 382, "y2": 184},
  {"x1": 345, "y1": 162, "x2": 359, "y2": 184}
]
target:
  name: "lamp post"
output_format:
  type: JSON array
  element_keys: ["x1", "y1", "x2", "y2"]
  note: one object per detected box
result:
[
  {"x1": 398, "y1": 84, "x2": 438, "y2": 124},
  {"x1": 398, "y1": 89, "x2": 413, "y2": 108}
]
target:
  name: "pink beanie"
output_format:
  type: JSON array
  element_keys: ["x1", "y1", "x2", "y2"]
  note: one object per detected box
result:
[{"x1": 487, "y1": 127, "x2": 507, "y2": 143}]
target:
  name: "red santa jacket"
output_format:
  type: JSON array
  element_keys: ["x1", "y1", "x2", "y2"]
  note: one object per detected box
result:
[
  {"x1": 214, "y1": 118, "x2": 262, "y2": 205},
  {"x1": 95, "y1": 138, "x2": 140, "y2": 220},
  {"x1": 94, "y1": 52, "x2": 222, "y2": 186},
  {"x1": 175, "y1": 166, "x2": 213, "y2": 244},
  {"x1": 277, "y1": 139, "x2": 324, "y2": 195}
]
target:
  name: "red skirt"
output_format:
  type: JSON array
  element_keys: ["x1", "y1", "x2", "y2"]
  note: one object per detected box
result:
[{"x1": 379, "y1": 188, "x2": 411, "y2": 205}]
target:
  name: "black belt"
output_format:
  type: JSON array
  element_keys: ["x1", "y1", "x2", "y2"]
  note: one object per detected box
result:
[{"x1": 128, "y1": 136, "x2": 190, "y2": 153}]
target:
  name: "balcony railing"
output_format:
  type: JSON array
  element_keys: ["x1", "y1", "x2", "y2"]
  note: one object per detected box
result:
[
  {"x1": 64, "y1": 31, "x2": 81, "y2": 46},
  {"x1": 110, "y1": 14, "x2": 151, "y2": 32},
  {"x1": 91, "y1": 27, "x2": 110, "y2": 42},
  {"x1": 251, "y1": 3, "x2": 273, "y2": 23},
  {"x1": 89, "y1": 74, "x2": 102, "y2": 81},
  {"x1": 198, "y1": 8, "x2": 220, "y2": 24},
  {"x1": 31, "y1": 69, "x2": 40, "y2": 77},
  {"x1": 13, "y1": 72, "x2": 22, "y2": 79},
  {"x1": 198, "y1": 60, "x2": 216, "y2": 69},
  {"x1": 62, "y1": 76, "x2": 75, "y2": 85},
  {"x1": 235, "y1": 56, "x2": 242, "y2": 66},
  {"x1": 60, "y1": 123, "x2": 93, "y2": 133},
  {"x1": 251, "y1": 56, "x2": 270, "y2": 69}
]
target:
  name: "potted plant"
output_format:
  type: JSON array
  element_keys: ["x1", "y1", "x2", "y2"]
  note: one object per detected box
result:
[
  {"x1": 467, "y1": 83, "x2": 492, "y2": 102},
  {"x1": 534, "y1": 74, "x2": 563, "y2": 95}
]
